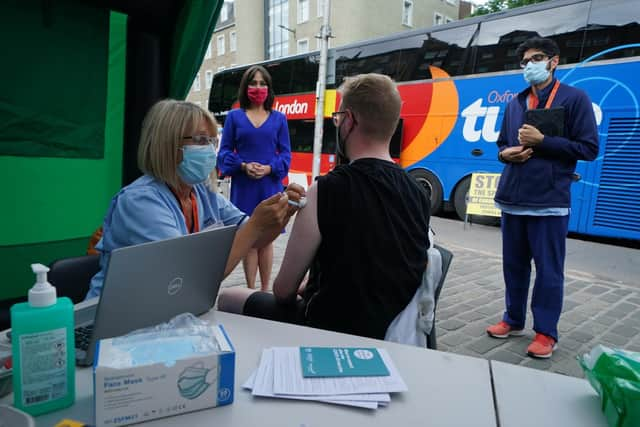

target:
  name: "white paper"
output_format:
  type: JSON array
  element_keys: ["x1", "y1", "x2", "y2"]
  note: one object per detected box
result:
[
  {"x1": 272, "y1": 347, "x2": 407, "y2": 396},
  {"x1": 246, "y1": 349, "x2": 389, "y2": 409}
]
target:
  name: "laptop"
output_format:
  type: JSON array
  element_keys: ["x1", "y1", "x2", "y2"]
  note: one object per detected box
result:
[{"x1": 74, "y1": 224, "x2": 237, "y2": 366}]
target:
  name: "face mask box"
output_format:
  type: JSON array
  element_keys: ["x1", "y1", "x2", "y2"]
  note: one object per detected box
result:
[{"x1": 93, "y1": 324, "x2": 235, "y2": 427}]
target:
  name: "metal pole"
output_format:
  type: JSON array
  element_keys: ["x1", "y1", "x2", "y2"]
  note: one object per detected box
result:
[{"x1": 311, "y1": 0, "x2": 331, "y2": 181}]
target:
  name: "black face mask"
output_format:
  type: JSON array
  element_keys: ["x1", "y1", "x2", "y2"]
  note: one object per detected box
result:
[{"x1": 335, "y1": 118, "x2": 353, "y2": 166}]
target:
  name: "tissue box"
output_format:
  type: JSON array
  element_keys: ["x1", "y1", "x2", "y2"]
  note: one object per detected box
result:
[{"x1": 93, "y1": 324, "x2": 234, "y2": 427}]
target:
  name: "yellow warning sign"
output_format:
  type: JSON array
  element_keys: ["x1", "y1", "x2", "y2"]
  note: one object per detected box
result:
[{"x1": 466, "y1": 173, "x2": 502, "y2": 217}]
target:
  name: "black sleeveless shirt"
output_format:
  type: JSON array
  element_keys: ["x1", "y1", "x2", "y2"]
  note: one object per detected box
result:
[{"x1": 302, "y1": 158, "x2": 430, "y2": 339}]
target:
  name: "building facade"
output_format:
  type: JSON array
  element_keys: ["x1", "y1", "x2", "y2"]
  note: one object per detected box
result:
[{"x1": 187, "y1": 0, "x2": 460, "y2": 106}]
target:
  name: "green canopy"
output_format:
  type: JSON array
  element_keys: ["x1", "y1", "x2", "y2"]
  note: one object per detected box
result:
[{"x1": 0, "y1": 0, "x2": 221, "y2": 301}]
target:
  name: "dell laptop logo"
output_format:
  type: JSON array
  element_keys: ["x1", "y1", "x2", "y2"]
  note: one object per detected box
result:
[{"x1": 168, "y1": 277, "x2": 183, "y2": 295}]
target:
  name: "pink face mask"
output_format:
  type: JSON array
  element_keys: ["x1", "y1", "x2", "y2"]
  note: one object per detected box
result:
[{"x1": 247, "y1": 87, "x2": 268, "y2": 105}]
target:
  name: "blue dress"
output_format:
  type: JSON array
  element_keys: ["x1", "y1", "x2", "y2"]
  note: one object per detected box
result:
[{"x1": 218, "y1": 109, "x2": 291, "y2": 215}]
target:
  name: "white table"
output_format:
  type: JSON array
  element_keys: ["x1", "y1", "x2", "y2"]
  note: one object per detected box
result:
[
  {"x1": 2, "y1": 311, "x2": 498, "y2": 427},
  {"x1": 490, "y1": 360, "x2": 608, "y2": 427}
]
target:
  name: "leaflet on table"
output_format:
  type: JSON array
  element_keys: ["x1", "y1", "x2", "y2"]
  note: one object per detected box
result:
[
  {"x1": 244, "y1": 369, "x2": 379, "y2": 409},
  {"x1": 248, "y1": 349, "x2": 390, "y2": 402},
  {"x1": 299, "y1": 347, "x2": 389, "y2": 377},
  {"x1": 243, "y1": 350, "x2": 388, "y2": 409},
  {"x1": 272, "y1": 347, "x2": 406, "y2": 396}
]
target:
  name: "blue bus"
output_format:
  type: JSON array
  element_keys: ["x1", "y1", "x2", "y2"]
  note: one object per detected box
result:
[{"x1": 209, "y1": 0, "x2": 640, "y2": 241}]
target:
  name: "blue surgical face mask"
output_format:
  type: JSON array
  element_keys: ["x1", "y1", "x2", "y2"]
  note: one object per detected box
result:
[
  {"x1": 178, "y1": 144, "x2": 217, "y2": 185},
  {"x1": 523, "y1": 60, "x2": 550, "y2": 85}
]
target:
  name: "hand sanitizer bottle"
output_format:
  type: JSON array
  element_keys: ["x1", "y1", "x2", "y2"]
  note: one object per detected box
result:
[{"x1": 10, "y1": 263, "x2": 75, "y2": 416}]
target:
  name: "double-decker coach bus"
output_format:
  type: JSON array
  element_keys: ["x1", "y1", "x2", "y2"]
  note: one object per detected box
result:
[{"x1": 209, "y1": 0, "x2": 640, "y2": 241}]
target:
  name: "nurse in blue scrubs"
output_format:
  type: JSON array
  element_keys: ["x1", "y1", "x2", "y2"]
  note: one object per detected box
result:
[{"x1": 86, "y1": 99, "x2": 301, "y2": 299}]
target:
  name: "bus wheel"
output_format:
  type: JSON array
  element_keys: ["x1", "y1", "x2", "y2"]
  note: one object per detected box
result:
[
  {"x1": 453, "y1": 176, "x2": 500, "y2": 226},
  {"x1": 410, "y1": 169, "x2": 442, "y2": 216}
]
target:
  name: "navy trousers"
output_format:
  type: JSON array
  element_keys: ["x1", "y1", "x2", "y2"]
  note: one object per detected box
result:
[{"x1": 501, "y1": 213, "x2": 569, "y2": 342}]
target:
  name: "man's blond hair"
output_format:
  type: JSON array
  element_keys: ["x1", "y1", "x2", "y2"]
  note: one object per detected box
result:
[
  {"x1": 338, "y1": 73, "x2": 401, "y2": 141},
  {"x1": 137, "y1": 99, "x2": 218, "y2": 189}
]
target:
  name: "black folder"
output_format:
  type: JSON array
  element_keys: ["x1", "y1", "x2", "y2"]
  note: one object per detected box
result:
[{"x1": 525, "y1": 107, "x2": 565, "y2": 137}]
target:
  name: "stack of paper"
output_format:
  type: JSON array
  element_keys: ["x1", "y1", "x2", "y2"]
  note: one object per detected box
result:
[{"x1": 243, "y1": 347, "x2": 407, "y2": 409}]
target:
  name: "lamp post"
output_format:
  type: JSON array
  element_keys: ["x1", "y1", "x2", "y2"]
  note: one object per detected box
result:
[
  {"x1": 311, "y1": 0, "x2": 331, "y2": 181},
  {"x1": 277, "y1": 24, "x2": 296, "y2": 39}
]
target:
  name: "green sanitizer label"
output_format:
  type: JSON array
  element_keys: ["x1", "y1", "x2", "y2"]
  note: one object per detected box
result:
[{"x1": 19, "y1": 328, "x2": 67, "y2": 406}]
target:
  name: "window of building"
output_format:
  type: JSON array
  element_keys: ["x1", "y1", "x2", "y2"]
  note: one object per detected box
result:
[
  {"x1": 317, "y1": 0, "x2": 325, "y2": 17},
  {"x1": 403, "y1": 0, "x2": 413, "y2": 27},
  {"x1": 192, "y1": 73, "x2": 201, "y2": 92},
  {"x1": 217, "y1": 35, "x2": 225, "y2": 56},
  {"x1": 297, "y1": 38, "x2": 309, "y2": 53},
  {"x1": 268, "y1": 0, "x2": 290, "y2": 59},
  {"x1": 230, "y1": 31, "x2": 237, "y2": 52},
  {"x1": 434, "y1": 12, "x2": 444, "y2": 26},
  {"x1": 298, "y1": 0, "x2": 309, "y2": 23},
  {"x1": 205, "y1": 70, "x2": 213, "y2": 89},
  {"x1": 221, "y1": 3, "x2": 229, "y2": 21},
  {"x1": 205, "y1": 42, "x2": 212, "y2": 59}
]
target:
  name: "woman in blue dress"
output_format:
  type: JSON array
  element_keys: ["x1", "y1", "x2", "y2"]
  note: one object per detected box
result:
[{"x1": 218, "y1": 65, "x2": 291, "y2": 291}]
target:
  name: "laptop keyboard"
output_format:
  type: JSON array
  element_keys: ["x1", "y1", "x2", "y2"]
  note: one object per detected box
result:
[{"x1": 74, "y1": 324, "x2": 94, "y2": 351}]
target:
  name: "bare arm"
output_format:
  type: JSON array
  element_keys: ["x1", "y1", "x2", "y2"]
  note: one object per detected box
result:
[
  {"x1": 223, "y1": 184, "x2": 307, "y2": 277},
  {"x1": 273, "y1": 183, "x2": 321, "y2": 303}
]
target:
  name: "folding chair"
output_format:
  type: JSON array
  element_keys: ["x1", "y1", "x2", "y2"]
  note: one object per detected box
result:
[
  {"x1": 47, "y1": 254, "x2": 101, "y2": 304},
  {"x1": 426, "y1": 244, "x2": 454, "y2": 350}
]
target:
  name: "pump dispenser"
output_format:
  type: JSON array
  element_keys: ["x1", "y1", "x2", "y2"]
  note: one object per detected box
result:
[
  {"x1": 10, "y1": 262, "x2": 75, "y2": 416},
  {"x1": 28, "y1": 264, "x2": 56, "y2": 307}
]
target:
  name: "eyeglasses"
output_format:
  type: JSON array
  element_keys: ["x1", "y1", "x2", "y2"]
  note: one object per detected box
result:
[
  {"x1": 520, "y1": 53, "x2": 549, "y2": 68},
  {"x1": 331, "y1": 111, "x2": 347, "y2": 126},
  {"x1": 183, "y1": 135, "x2": 218, "y2": 146}
]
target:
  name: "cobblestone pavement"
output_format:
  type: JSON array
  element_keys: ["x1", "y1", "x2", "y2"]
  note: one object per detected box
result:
[{"x1": 221, "y1": 222, "x2": 640, "y2": 379}]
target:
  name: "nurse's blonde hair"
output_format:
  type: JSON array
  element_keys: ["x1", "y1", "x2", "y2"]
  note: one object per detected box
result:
[{"x1": 137, "y1": 99, "x2": 218, "y2": 190}]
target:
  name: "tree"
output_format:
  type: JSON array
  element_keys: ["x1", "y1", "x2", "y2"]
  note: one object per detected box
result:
[{"x1": 472, "y1": 0, "x2": 549, "y2": 17}]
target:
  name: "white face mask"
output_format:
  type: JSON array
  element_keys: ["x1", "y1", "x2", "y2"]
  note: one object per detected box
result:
[{"x1": 523, "y1": 60, "x2": 550, "y2": 85}]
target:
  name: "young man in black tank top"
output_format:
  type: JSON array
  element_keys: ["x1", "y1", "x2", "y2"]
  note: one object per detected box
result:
[{"x1": 218, "y1": 73, "x2": 430, "y2": 340}]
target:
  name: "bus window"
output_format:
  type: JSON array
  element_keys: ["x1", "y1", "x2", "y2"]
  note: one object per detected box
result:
[
  {"x1": 209, "y1": 68, "x2": 243, "y2": 115},
  {"x1": 265, "y1": 55, "x2": 320, "y2": 95},
  {"x1": 582, "y1": 0, "x2": 640, "y2": 61},
  {"x1": 390, "y1": 118, "x2": 403, "y2": 158},
  {"x1": 472, "y1": 2, "x2": 590, "y2": 73},
  {"x1": 322, "y1": 118, "x2": 336, "y2": 154},
  {"x1": 288, "y1": 119, "x2": 314, "y2": 153},
  {"x1": 396, "y1": 25, "x2": 478, "y2": 80},
  {"x1": 335, "y1": 41, "x2": 405, "y2": 85},
  {"x1": 290, "y1": 118, "x2": 401, "y2": 158},
  {"x1": 290, "y1": 54, "x2": 321, "y2": 93}
]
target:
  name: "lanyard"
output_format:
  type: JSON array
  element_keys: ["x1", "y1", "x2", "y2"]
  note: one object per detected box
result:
[
  {"x1": 170, "y1": 188, "x2": 200, "y2": 233},
  {"x1": 528, "y1": 80, "x2": 560, "y2": 110}
]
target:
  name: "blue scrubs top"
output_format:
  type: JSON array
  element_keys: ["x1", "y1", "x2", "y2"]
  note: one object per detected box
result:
[{"x1": 86, "y1": 175, "x2": 246, "y2": 299}]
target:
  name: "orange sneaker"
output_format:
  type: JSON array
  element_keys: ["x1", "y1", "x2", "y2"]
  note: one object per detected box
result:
[
  {"x1": 486, "y1": 321, "x2": 524, "y2": 339},
  {"x1": 527, "y1": 333, "x2": 557, "y2": 358}
]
